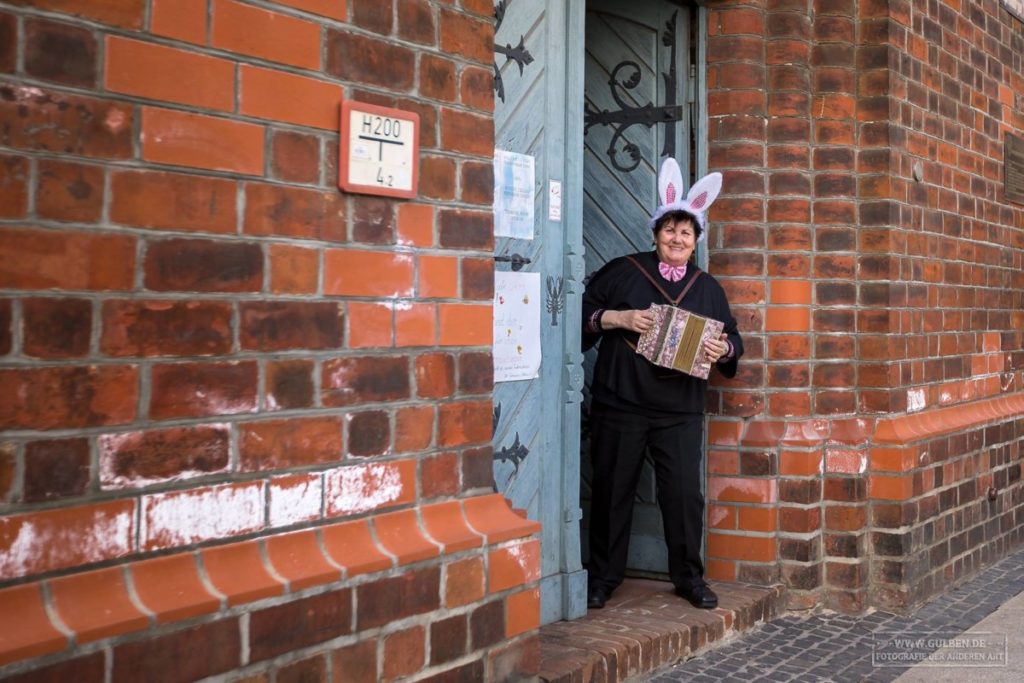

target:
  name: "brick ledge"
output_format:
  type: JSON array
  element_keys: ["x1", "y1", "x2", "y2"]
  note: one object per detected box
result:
[{"x1": 0, "y1": 494, "x2": 540, "y2": 669}]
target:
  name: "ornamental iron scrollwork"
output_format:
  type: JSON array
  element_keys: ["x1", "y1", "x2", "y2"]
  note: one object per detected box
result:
[
  {"x1": 584, "y1": 11, "x2": 683, "y2": 173},
  {"x1": 493, "y1": 1, "x2": 535, "y2": 103}
]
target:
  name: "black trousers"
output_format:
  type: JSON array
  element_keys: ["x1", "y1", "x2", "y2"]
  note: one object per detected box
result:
[{"x1": 587, "y1": 401, "x2": 705, "y2": 593}]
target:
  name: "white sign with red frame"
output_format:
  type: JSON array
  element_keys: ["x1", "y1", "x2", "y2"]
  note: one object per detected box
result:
[{"x1": 339, "y1": 101, "x2": 419, "y2": 199}]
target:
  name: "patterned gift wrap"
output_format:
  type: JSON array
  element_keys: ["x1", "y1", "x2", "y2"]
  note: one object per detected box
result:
[{"x1": 634, "y1": 304, "x2": 725, "y2": 379}]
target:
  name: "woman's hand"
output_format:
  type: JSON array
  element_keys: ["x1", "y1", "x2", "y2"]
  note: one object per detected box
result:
[
  {"x1": 703, "y1": 334, "x2": 729, "y2": 363},
  {"x1": 602, "y1": 309, "x2": 655, "y2": 334}
]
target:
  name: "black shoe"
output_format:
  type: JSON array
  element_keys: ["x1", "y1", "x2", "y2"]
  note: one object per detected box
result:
[
  {"x1": 676, "y1": 583, "x2": 718, "y2": 609},
  {"x1": 587, "y1": 587, "x2": 611, "y2": 609}
]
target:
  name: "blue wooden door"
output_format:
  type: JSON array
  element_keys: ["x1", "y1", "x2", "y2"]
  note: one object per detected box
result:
[
  {"x1": 492, "y1": 0, "x2": 588, "y2": 623},
  {"x1": 580, "y1": 0, "x2": 697, "y2": 577}
]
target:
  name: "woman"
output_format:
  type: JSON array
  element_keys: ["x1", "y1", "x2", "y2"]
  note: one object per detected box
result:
[{"x1": 581, "y1": 161, "x2": 742, "y2": 610}]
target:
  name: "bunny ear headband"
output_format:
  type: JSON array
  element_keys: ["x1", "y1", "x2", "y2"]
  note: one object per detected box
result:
[{"x1": 647, "y1": 158, "x2": 722, "y2": 243}]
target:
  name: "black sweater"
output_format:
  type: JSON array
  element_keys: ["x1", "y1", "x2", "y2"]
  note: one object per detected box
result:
[{"x1": 581, "y1": 251, "x2": 743, "y2": 415}]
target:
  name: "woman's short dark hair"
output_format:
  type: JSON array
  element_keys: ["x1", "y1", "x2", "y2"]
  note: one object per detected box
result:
[{"x1": 653, "y1": 210, "x2": 702, "y2": 241}]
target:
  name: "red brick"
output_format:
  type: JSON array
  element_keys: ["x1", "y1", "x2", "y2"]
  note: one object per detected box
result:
[
  {"x1": 24, "y1": 17, "x2": 97, "y2": 87},
  {"x1": 111, "y1": 169, "x2": 236, "y2": 234},
  {"x1": 446, "y1": 556, "x2": 485, "y2": 607},
  {"x1": 440, "y1": 108, "x2": 493, "y2": 156},
  {"x1": 395, "y1": 405, "x2": 434, "y2": 454},
  {"x1": 22, "y1": 297, "x2": 91, "y2": 358},
  {"x1": 347, "y1": 410, "x2": 391, "y2": 457},
  {"x1": 326, "y1": 30, "x2": 415, "y2": 90},
  {"x1": 99, "y1": 425, "x2": 231, "y2": 489},
  {"x1": 422, "y1": 451, "x2": 460, "y2": 499},
  {"x1": 324, "y1": 249, "x2": 414, "y2": 297},
  {"x1": 332, "y1": 640, "x2": 378, "y2": 683},
  {"x1": 239, "y1": 301, "x2": 343, "y2": 351},
  {"x1": 438, "y1": 400, "x2": 492, "y2": 446},
  {"x1": 398, "y1": 0, "x2": 435, "y2": 44},
  {"x1": 348, "y1": 302, "x2": 394, "y2": 348},
  {"x1": 419, "y1": 255, "x2": 459, "y2": 298},
  {"x1": 101, "y1": 300, "x2": 233, "y2": 357},
  {"x1": 265, "y1": 359, "x2": 315, "y2": 411},
  {"x1": 415, "y1": 352, "x2": 456, "y2": 399},
  {"x1": 250, "y1": 589, "x2": 353, "y2": 662},
  {"x1": 151, "y1": 0, "x2": 206, "y2": 44},
  {"x1": 352, "y1": 0, "x2": 393, "y2": 33},
  {"x1": 245, "y1": 182, "x2": 346, "y2": 240},
  {"x1": 150, "y1": 361, "x2": 258, "y2": 419},
  {"x1": 0, "y1": 365, "x2": 138, "y2": 430},
  {"x1": 275, "y1": 0, "x2": 347, "y2": 20},
  {"x1": 112, "y1": 619, "x2": 240, "y2": 683},
  {"x1": 322, "y1": 356, "x2": 411, "y2": 406},
  {"x1": 489, "y1": 539, "x2": 541, "y2": 592},
  {"x1": 325, "y1": 460, "x2": 415, "y2": 516},
  {"x1": 142, "y1": 107, "x2": 265, "y2": 175},
  {"x1": 396, "y1": 303, "x2": 436, "y2": 347},
  {"x1": 440, "y1": 7, "x2": 492, "y2": 63},
  {"x1": 383, "y1": 626, "x2": 425, "y2": 680},
  {"x1": 0, "y1": 154, "x2": 27, "y2": 218},
  {"x1": 144, "y1": 238, "x2": 263, "y2": 293},
  {"x1": 270, "y1": 130, "x2": 320, "y2": 183},
  {"x1": 458, "y1": 351, "x2": 493, "y2": 394},
  {"x1": 36, "y1": 159, "x2": 104, "y2": 222},
  {"x1": 357, "y1": 566, "x2": 440, "y2": 630},
  {"x1": 0, "y1": 500, "x2": 135, "y2": 578},
  {"x1": 397, "y1": 203, "x2": 434, "y2": 247},
  {"x1": 141, "y1": 481, "x2": 264, "y2": 550},
  {"x1": 105, "y1": 36, "x2": 234, "y2": 111},
  {"x1": 460, "y1": 66, "x2": 495, "y2": 112},
  {"x1": 23, "y1": 438, "x2": 90, "y2": 502},
  {"x1": 239, "y1": 417, "x2": 342, "y2": 471},
  {"x1": 439, "y1": 304, "x2": 491, "y2": 345},
  {"x1": 18, "y1": 0, "x2": 144, "y2": 28},
  {"x1": 268, "y1": 244, "x2": 319, "y2": 295},
  {"x1": 212, "y1": 0, "x2": 320, "y2": 69},
  {"x1": 461, "y1": 158, "x2": 494, "y2": 204},
  {"x1": 421, "y1": 53, "x2": 456, "y2": 101},
  {"x1": 240, "y1": 65, "x2": 341, "y2": 129},
  {"x1": 1, "y1": 227, "x2": 135, "y2": 291}
]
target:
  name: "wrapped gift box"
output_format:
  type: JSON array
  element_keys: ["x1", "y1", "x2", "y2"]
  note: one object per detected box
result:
[{"x1": 634, "y1": 304, "x2": 724, "y2": 380}]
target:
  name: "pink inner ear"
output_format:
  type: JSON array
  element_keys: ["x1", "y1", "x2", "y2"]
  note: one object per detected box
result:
[
  {"x1": 690, "y1": 191, "x2": 708, "y2": 210},
  {"x1": 666, "y1": 183, "x2": 676, "y2": 204}
]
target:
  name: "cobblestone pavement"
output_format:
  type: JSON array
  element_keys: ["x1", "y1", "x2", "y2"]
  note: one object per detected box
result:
[{"x1": 644, "y1": 547, "x2": 1024, "y2": 682}]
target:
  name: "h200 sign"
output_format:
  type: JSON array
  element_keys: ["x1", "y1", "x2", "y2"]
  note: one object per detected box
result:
[{"x1": 339, "y1": 100, "x2": 420, "y2": 199}]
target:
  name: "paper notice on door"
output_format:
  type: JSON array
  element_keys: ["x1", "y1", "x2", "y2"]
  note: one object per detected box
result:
[
  {"x1": 493, "y1": 271, "x2": 541, "y2": 382},
  {"x1": 493, "y1": 149, "x2": 535, "y2": 239}
]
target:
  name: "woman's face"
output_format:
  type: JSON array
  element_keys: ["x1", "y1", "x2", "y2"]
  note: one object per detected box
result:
[{"x1": 655, "y1": 217, "x2": 697, "y2": 266}]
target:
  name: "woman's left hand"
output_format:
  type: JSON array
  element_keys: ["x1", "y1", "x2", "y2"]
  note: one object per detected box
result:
[{"x1": 703, "y1": 334, "x2": 728, "y2": 363}]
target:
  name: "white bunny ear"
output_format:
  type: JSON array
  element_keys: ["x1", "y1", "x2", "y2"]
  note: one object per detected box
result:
[
  {"x1": 658, "y1": 158, "x2": 683, "y2": 207},
  {"x1": 685, "y1": 172, "x2": 722, "y2": 212}
]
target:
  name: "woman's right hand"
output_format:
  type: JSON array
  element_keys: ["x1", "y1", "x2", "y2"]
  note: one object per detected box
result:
[{"x1": 603, "y1": 309, "x2": 655, "y2": 334}]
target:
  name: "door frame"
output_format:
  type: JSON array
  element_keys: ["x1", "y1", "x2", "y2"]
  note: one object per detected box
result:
[{"x1": 556, "y1": 0, "x2": 710, "y2": 618}]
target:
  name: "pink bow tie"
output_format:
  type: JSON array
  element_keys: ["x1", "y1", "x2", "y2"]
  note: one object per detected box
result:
[{"x1": 658, "y1": 262, "x2": 687, "y2": 282}]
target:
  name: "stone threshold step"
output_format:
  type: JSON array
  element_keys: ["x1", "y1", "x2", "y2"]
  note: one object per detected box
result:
[{"x1": 538, "y1": 578, "x2": 786, "y2": 682}]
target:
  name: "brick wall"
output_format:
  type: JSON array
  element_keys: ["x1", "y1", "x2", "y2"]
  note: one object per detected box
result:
[
  {"x1": 703, "y1": 0, "x2": 1024, "y2": 613},
  {"x1": 0, "y1": 1, "x2": 540, "y2": 680}
]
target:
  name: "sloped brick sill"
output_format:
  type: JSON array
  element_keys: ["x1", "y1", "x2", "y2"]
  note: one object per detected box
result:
[{"x1": 538, "y1": 579, "x2": 785, "y2": 682}]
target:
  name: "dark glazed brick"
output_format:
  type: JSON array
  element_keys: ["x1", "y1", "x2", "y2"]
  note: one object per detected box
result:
[
  {"x1": 275, "y1": 654, "x2": 327, "y2": 683},
  {"x1": 24, "y1": 438, "x2": 90, "y2": 502},
  {"x1": 326, "y1": 30, "x2": 415, "y2": 90},
  {"x1": 149, "y1": 361, "x2": 257, "y2": 419},
  {"x1": 240, "y1": 301, "x2": 343, "y2": 351},
  {"x1": 332, "y1": 640, "x2": 377, "y2": 683},
  {"x1": 352, "y1": 196, "x2": 394, "y2": 244},
  {"x1": 462, "y1": 446, "x2": 494, "y2": 490},
  {"x1": 419, "y1": 660, "x2": 485, "y2": 683},
  {"x1": 351, "y1": 0, "x2": 393, "y2": 34},
  {"x1": 458, "y1": 352, "x2": 493, "y2": 394},
  {"x1": 430, "y1": 614, "x2": 468, "y2": 665},
  {"x1": 322, "y1": 355, "x2": 410, "y2": 406},
  {"x1": 266, "y1": 359, "x2": 314, "y2": 410},
  {"x1": 25, "y1": 17, "x2": 97, "y2": 87},
  {"x1": 461, "y1": 257, "x2": 494, "y2": 299},
  {"x1": 22, "y1": 298, "x2": 91, "y2": 358},
  {"x1": 357, "y1": 566, "x2": 440, "y2": 630},
  {"x1": 249, "y1": 589, "x2": 352, "y2": 662},
  {"x1": 100, "y1": 425, "x2": 230, "y2": 487},
  {"x1": 145, "y1": 239, "x2": 263, "y2": 293},
  {"x1": 4, "y1": 652, "x2": 104, "y2": 683},
  {"x1": 113, "y1": 618, "x2": 240, "y2": 683},
  {"x1": 470, "y1": 599, "x2": 505, "y2": 649},
  {"x1": 102, "y1": 300, "x2": 233, "y2": 357},
  {"x1": 398, "y1": 0, "x2": 436, "y2": 45},
  {"x1": 0, "y1": 12, "x2": 14, "y2": 73},
  {"x1": 439, "y1": 209, "x2": 493, "y2": 249},
  {"x1": 0, "y1": 299, "x2": 9, "y2": 355},
  {"x1": 347, "y1": 410, "x2": 390, "y2": 456}
]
